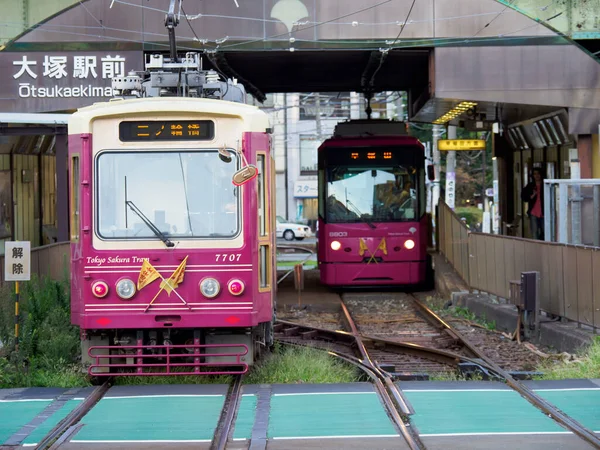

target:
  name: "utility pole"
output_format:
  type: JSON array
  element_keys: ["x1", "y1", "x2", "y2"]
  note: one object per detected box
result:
[
  {"x1": 492, "y1": 154, "x2": 500, "y2": 234},
  {"x1": 315, "y1": 93, "x2": 322, "y2": 140},
  {"x1": 481, "y1": 132, "x2": 487, "y2": 203},
  {"x1": 431, "y1": 124, "x2": 442, "y2": 243},
  {"x1": 425, "y1": 141, "x2": 432, "y2": 214},
  {"x1": 283, "y1": 93, "x2": 289, "y2": 219},
  {"x1": 445, "y1": 125, "x2": 457, "y2": 210}
]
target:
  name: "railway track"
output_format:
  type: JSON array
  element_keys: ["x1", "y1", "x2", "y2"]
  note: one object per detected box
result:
[
  {"x1": 35, "y1": 378, "x2": 112, "y2": 450},
  {"x1": 211, "y1": 374, "x2": 244, "y2": 450},
  {"x1": 276, "y1": 292, "x2": 600, "y2": 449},
  {"x1": 32, "y1": 374, "x2": 244, "y2": 450}
]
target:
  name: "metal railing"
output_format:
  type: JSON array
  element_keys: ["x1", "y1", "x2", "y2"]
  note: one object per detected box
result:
[
  {"x1": 439, "y1": 200, "x2": 599, "y2": 331},
  {"x1": 0, "y1": 241, "x2": 70, "y2": 283},
  {"x1": 543, "y1": 179, "x2": 600, "y2": 246}
]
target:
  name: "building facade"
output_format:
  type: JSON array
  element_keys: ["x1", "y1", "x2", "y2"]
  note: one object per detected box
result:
[{"x1": 249, "y1": 91, "x2": 405, "y2": 229}]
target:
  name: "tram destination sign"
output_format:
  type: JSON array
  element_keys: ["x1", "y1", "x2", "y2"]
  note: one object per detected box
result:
[
  {"x1": 0, "y1": 50, "x2": 142, "y2": 113},
  {"x1": 324, "y1": 146, "x2": 422, "y2": 166},
  {"x1": 438, "y1": 139, "x2": 487, "y2": 151},
  {"x1": 119, "y1": 120, "x2": 215, "y2": 141}
]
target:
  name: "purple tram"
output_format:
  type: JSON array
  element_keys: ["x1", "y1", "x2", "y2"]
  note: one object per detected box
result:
[{"x1": 68, "y1": 66, "x2": 276, "y2": 377}]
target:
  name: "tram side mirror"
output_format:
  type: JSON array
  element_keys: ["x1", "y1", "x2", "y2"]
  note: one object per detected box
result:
[
  {"x1": 232, "y1": 165, "x2": 258, "y2": 186},
  {"x1": 218, "y1": 147, "x2": 233, "y2": 163},
  {"x1": 427, "y1": 165, "x2": 435, "y2": 181}
]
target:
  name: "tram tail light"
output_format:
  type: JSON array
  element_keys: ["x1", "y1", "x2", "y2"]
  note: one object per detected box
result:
[
  {"x1": 404, "y1": 239, "x2": 415, "y2": 250},
  {"x1": 92, "y1": 281, "x2": 109, "y2": 298},
  {"x1": 228, "y1": 279, "x2": 245, "y2": 296}
]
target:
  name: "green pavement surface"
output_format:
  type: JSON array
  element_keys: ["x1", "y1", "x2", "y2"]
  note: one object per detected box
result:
[
  {"x1": 22, "y1": 399, "x2": 82, "y2": 445},
  {"x1": 71, "y1": 395, "x2": 226, "y2": 442},
  {"x1": 403, "y1": 390, "x2": 566, "y2": 435},
  {"x1": 0, "y1": 400, "x2": 52, "y2": 445},
  {"x1": 535, "y1": 389, "x2": 600, "y2": 432},
  {"x1": 232, "y1": 394, "x2": 257, "y2": 440},
  {"x1": 268, "y1": 392, "x2": 398, "y2": 438}
]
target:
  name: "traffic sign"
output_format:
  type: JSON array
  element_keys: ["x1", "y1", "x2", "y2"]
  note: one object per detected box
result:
[
  {"x1": 4, "y1": 241, "x2": 31, "y2": 281},
  {"x1": 438, "y1": 139, "x2": 486, "y2": 151}
]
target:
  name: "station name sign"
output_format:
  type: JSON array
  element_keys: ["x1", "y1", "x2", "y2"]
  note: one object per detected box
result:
[
  {"x1": 438, "y1": 139, "x2": 487, "y2": 151},
  {"x1": 0, "y1": 51, "x2": 142, "y2": 113}
]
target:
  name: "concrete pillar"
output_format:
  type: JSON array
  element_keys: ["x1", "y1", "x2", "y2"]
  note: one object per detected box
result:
[{"x1": 577, "y1": 134, "x2": 593, "y2": 178}]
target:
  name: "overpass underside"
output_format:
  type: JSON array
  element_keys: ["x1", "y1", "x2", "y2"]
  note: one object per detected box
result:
[{"x1": 1, "y1": 0, "x2": 600, "y2": 247}]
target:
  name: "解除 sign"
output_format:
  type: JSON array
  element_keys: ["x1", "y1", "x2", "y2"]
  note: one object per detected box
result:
[
  {"x1": 0, "y1": 51, "x2": 142, "y2": 112},
  {"x1": 4, "y1": 241, "x2": 31, "y2": 281}
]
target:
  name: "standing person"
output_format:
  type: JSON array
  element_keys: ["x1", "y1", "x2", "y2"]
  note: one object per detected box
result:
[{"x1": 521, "y1": 168, "x2": 544, "y2": 240}]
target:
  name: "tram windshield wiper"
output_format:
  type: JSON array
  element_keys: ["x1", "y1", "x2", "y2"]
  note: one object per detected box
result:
[
  {"x1": 126, "y1": 200, "x2": 175, "y2": 248},
  {"x1": 346, "y1": 198, "x2": 376, "y2": 229}
]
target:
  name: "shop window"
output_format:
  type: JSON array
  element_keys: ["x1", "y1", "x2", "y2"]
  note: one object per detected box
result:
[{"x1": 300, "y1": 135, "x2": 319, "y2": 174}]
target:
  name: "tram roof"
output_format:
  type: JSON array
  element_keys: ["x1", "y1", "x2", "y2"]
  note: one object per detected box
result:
[{"x1": 68, "y1": 96, "x2": 270, "y2": 135}]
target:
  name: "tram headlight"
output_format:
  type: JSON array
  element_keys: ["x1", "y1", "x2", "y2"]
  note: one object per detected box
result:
[
  {"x1": 116, "y1": 278, "x2": 136, "y2": 300},
  {"x1": 404, "y1": 239, "x2": 415, "y2": 250},
  {"x1": 200, "y1": 278, "x2": 220, "y2": 298},
  {"x1": 330, "y1": 241, "x2": 341, "y2": 251}
]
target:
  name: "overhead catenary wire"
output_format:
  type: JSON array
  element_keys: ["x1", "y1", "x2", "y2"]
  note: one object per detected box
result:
[
  {"x1": 0, "y1": 1, "x2": 561, "y2": 54},
  {"x1": 217, "y1": 0, "x2": 394, "y2": 50},
  {"x1": 472, "y1": 0, "x2": 516, "y2": 38},
  {"x1": 3, "y1": 21, "x2": 561, "y2": 55}
]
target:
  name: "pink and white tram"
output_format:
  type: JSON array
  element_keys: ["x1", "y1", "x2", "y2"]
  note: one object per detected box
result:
[{"x1": 68, "y1": 96, "x2": 276, "y2": 377}]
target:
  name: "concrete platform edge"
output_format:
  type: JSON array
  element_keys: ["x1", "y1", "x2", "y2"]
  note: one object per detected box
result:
[{"x1": 452, "y1": 292, "x2": 595, "y2": 354}]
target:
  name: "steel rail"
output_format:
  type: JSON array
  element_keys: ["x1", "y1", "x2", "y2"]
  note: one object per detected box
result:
[
  {"x1": 211, "y1": 374, "x2": 244, "y2": 450},
  {"x1": 275, "y1": 339, "x2": 424, "y2": 450},
  {"x1": 274, "y1": 319, "x2": 490, "y2": 371},
  {"x1": 35, "y1": 378, "x2": 112, "y2": 450},
  {"x1": 409, "y1": 294, "x2": 600, "y2": 449},
  {"x1": 338, "y1": 300, "x2": 425, "y2": 450}
]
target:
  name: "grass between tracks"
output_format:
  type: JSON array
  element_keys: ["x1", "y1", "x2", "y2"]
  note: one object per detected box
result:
[
  {"x1": 276, "y1": 260, "x2": 317, "y2": 269},
  {"x1": 244, "y1": 343, "x2": 361, "y2": 384},
  {"x1": 428, "y1": 371, "x2": 485, "y2": 382},
  {"x1": 534, "y1": 336, "x2": 600, "y2": 380},
  {"x1": 423, "y1": 295, "x2": 496, "y2": 331}
]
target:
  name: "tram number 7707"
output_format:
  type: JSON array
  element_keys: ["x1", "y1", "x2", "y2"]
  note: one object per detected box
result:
[{"x1": 215, "y1": 253, "x2": 243, "y2": 262}]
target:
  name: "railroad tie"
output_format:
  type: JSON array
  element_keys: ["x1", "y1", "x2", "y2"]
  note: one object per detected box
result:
[{"x1": 249, "y1": 385, "x2": 272, "y2": 450}]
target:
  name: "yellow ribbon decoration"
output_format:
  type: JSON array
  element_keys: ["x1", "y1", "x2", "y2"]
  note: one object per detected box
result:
[{"x1": 360, "y1": 237, "x2": 388, "y2": 264}]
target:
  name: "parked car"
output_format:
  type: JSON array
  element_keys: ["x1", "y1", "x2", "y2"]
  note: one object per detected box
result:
[{"x1": 276, "y1": 216, "x2": 312, "y2": 241}]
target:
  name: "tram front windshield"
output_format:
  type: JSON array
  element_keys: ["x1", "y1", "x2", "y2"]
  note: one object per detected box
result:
[
  {"x1": 95, "y1": 150, "x2": 239, "y2": 240},
  {"x1": 325, "y1": 165, "x2": 419, "y2": 223}
]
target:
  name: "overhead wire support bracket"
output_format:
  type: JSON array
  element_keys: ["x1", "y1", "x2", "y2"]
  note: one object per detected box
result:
[{"x1": 165, "y1": 0, "x2": 180, "y2": 62}]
